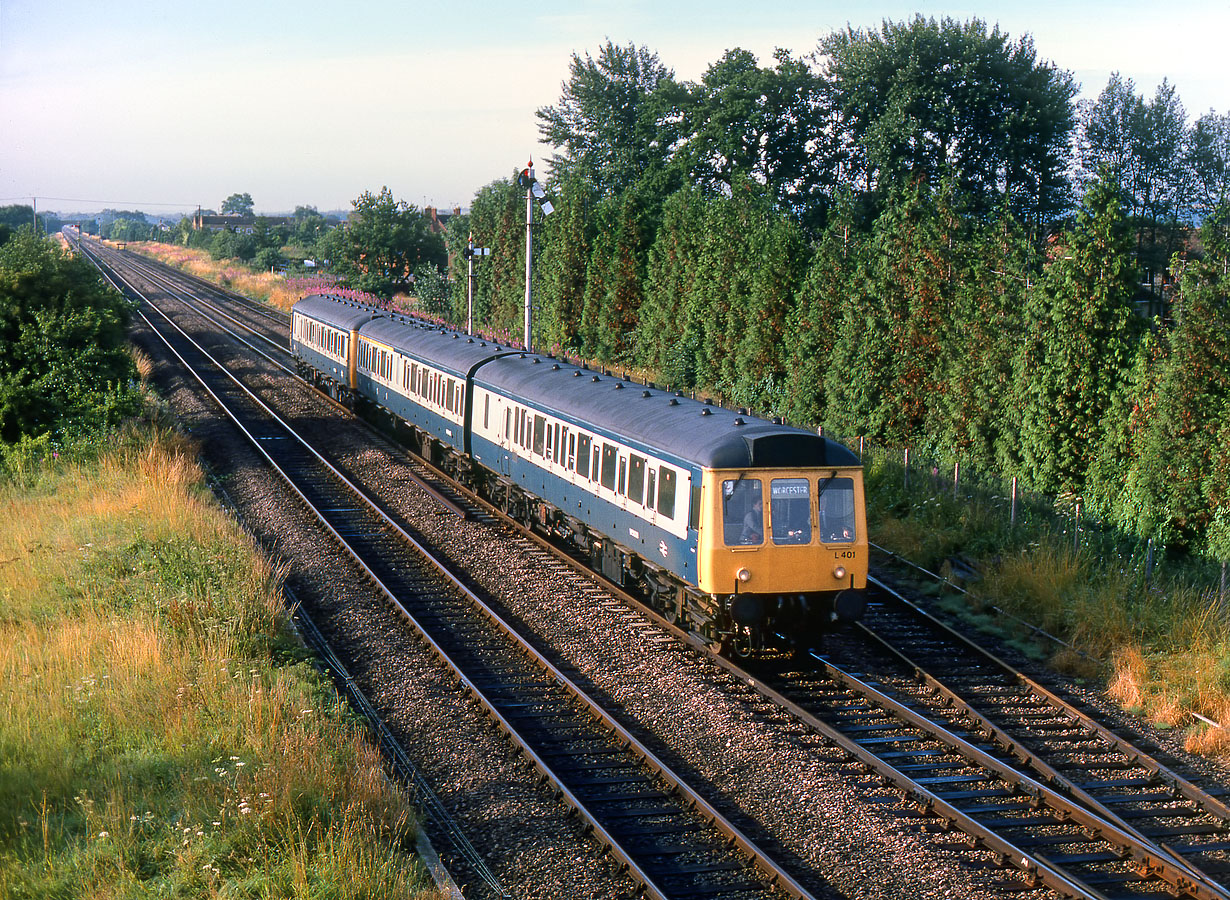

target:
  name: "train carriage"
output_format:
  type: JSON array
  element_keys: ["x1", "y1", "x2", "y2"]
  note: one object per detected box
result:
[
  {"x1": 290, "y1": 294, "x2": 868, "y2": 654},
  {"x1": 289, "y1": 295, "x2": 376, "y2": 404}
]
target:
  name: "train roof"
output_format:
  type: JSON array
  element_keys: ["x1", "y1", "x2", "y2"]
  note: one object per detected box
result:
[
  {"x1": 294, "y1": 295, "x2": 517, "y2": 376},
  {"x1": 360, "y1": 317, "x2": 514, "y2": 376},
  {"x1": 476, "y1": 353, "x2": 860, "y2": 471},
  {"x1": 292, "y1": 294, "x2": 381, "y2": 331},
  {"x1": 292, "y1": 294, "x2": 860, "y2": 471}
]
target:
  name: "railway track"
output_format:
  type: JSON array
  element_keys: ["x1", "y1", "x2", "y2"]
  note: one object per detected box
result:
[
  {"x1": 77, "y1": 235, "x2": 1230, "y2": 898},
  {"x1": 846, "y1": 575, "x2": 1230, "y2": 894},
  {"x1": 80, "y1": 236, "x2": 820, "y2": 900}
]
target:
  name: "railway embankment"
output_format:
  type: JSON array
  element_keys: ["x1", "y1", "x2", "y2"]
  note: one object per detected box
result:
[{"x1": 0, "y1": 425, "x2": 442, "y2": 898}]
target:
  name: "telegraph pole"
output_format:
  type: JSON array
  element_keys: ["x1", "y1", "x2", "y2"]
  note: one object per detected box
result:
[
  {"x1": 523, "y1": 159, "x2": 534, "y2": 351},
  {"x1": 464, "y1": 233, "x2": 489, "y2": 336},
  {"x1": 518, "y1": 158, "x2": 553, "y2": 353}
]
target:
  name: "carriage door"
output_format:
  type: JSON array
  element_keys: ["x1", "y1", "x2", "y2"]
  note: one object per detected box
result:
[{"x1": 499, "y1": 405, "x2": 512, "y2": 476}]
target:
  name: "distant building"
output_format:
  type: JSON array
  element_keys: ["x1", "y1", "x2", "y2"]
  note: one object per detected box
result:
[
  {"x1": 193, "y1": 213, "x2": 293, "y2": 234},
  {"x1": 425, "y1": 206, "x2": 464, "y2": 234}
]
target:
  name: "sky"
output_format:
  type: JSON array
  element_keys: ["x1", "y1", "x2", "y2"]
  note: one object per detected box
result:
[{"x1": 2, "y1": 0, "x2": 1227, "y2": 218}]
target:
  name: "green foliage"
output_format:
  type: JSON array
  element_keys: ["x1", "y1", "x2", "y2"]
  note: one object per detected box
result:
[
  {"x1": 1016, "y1": 174, "x2": 1140, "y2": 494},
  {"x1": 678, "y1": 48, "x2": 836, "y2": 230},
  {"x1": 640, "y1": 187, "x2": 708, "y2": 386},
  {"x1": 581, "y1": 190, "x2": 650, "y2": 362},
  {"x1": 783, "y1": 197, "x2": 864, "y2": 425},
  {"x1": 220, "y1": 191, "x2": 255, "y2": 216},
  {"x1": 452, "y1": 176, "x2": 528, "y2": 343},
  {"x1": 411, "y1": 263, "x2": 450, "y2": 317},
  {"x1": 0, "y1": 230, "x2": 142, "y2": 449},
  {"x1": 210, "y1": 228, "x2": 257, "y2": 262},
  {"x1": 1104, "y1": 205, "x2": 1230, "y2": 551},
  {"x1": 334, "y1": 187, "x2": 446, "y2": 299},
  {"x1": 535, "y1": 174, "x2": 596, "y2": 353},
  {"x1": 819, "y1": 16, "x2": 1077, "y2": 227},
  {"x1": 537, "y1": 41, "x2": 680, "y2": 199}
]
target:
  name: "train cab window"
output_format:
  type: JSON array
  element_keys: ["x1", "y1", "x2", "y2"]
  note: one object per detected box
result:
[
  {"x1": 770, "y1": 478, "x2": 812, "y2": 545},
  {"x1": 723, "y1": 479, "x2": 763, "y2": 546},
  {"x1": 533, "y1": 415, "x2": 546, "y2": 456},
  {"x1": 659, "y1": 468, "x2": 676, "y2": 519},
  {"x1": 628, "y1": 454, "x2": 646, "y2": 504},
  {"x1": 577, "y1": 434, "x2": 592, "y2": 479},
  {"x1": 600, "y1": 444, "x2": 618, "y2": 490},
  {"x1": 818, "y1": 477, "x2": 857, "y2": 543}
]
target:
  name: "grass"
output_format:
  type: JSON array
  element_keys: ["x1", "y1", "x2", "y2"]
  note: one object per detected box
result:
[
  {"x1": 128, "y1": 243, "x2": 304, "y2": 312},
  {"x1": 864, "y1": 452, "x2": 1230, "y2": 756},
  {"x1": 0, "y1": 425, "x2": 442, "y2": 898}
]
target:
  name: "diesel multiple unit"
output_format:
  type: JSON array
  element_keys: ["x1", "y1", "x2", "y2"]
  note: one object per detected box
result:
[{"x1": 291, "y1": 293, "x2": 867, "y2": 654}]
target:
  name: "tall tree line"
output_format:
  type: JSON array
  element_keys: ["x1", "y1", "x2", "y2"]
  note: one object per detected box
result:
[{"x1": 443, "y1": 18, "x2": 1230, "y2": 558}]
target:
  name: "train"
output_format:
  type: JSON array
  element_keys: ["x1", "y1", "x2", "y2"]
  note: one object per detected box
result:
[{"x1": 290, "y1": 293, "x2": 867, "y2": 655}]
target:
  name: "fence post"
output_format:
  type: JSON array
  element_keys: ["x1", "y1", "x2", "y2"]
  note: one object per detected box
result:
[
  {"x1": 1010, "y1": 476, "x2": 1018, "y2": 527},
  {"x1": 953, "y1": 461, "x2": 960, "y2": 497},
  {"x1": 1073, "y1": 500, "x2": 1081, "y2": 551},
  {"x1": 1146, "y1": 537, "x2": 1155, "y2": 586},
  {"x1": 858, "y1": 436, "x2": 864, "y2": 461},
  {"x1": 904, "y1": 448, "x2": 910, "y2": 490}
]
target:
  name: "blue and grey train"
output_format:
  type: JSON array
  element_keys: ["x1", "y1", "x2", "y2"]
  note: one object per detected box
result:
[{"x1": 290, "y1": 293, "x2": 867, "y2": 653}]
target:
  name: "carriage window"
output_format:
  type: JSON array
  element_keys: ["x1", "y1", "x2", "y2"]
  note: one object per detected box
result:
[
  {"x1": 577, "y1": 434, "x2": 592, "y2": 478},
  {"x1": 556, "y1": 426, "x2": 566, "y2": 466},
  {"x1": 819, "y1": 478, "x2": 857, "y2": 543},
  {"x1": 567, "y1": 432, "x2": 576, "y2": 470},
  {"x1": 723, "y1": 479, "x2": 763, "y2": 546},
  {"x1": 504, "y1": 408, "x2": 511, "y2": 439},
  {"x1": 600, "y1": 444, "x2": 618, "y2": 490},
  {"x1": 483, "y1": 394, "x2": 490, "y2": 429},
  {"x1": 533, "y1": 415, "x2": 546, "y2": 456},
  {"x1": 771, "y1": 478, "x2": 812, "y2": 545},
  {"x1": 628, "y1": 454, "x2": 646, "y2": 504},
  {"x1": 646, "y1": 470, "x2": 656, "y2": 511},
  {"x1": 617, "y1": 457, "x2": 627, "y2": 496},
  {"x1": 658, "y1": 468, "x2": 676, "y2": 519}
]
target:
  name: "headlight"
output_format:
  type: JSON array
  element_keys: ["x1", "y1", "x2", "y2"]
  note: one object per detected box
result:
[
  {"x1": 737, "y1": 568, "x2": 751, "y2": 583},
  {"x1": 833, "y1": 565, "x2": 847, "y2": 580}
]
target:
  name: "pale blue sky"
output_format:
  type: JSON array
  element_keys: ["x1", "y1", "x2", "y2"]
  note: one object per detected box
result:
[{"x1": 2, "y1": 0, "x2": 1226, "y2": 216}]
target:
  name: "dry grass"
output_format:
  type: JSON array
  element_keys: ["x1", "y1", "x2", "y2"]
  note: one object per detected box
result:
[
  {"x1": 131, "y1": 243, "x2": 301, "y2": 311},
  {"x1": 0, "y1": 427, "x2": 440, "y2": 898}
]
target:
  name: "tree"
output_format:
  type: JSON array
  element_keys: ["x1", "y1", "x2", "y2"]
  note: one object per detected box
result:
[
  {"x1": 1080, "y1": 76, "x2": 1193, "y2": 308},
  {"x1": 1113, "y1": 204, "x2": 1230, "y2": 550},
  {"x1": 535, "y1": 174, "x2": 596, "y2": 354},
  {"x1": 784, "y1": 195, "x2": 865, "y2": 426},
  {"x1": 676, "y1": 49, "x2": 838, "y2": 230},
  {"x1": 221, "y1": 193, "x2": 255, "y2": 217},
  {"x1": 537, "y1": 41, "x2": 682, "y2": 198},
  {"x1": 1188, "y1": 111, "x2": 1230, "y2": 218},
  {"x1": 1015, "y1": 174, "x2": 1140, "y2": 495},
  {"x1": 334, "y1": 187, "x2": 446, "y2": 299},
  {"x1": 819, "y1": 16, "x2": 1077, "y2": 228},
  {"x1": 0, "y1": 230, "x2": 141, "y2": 445}
]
